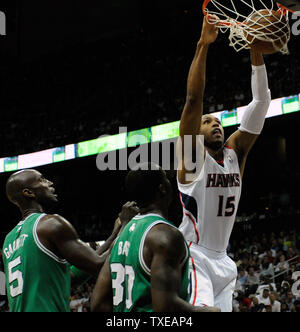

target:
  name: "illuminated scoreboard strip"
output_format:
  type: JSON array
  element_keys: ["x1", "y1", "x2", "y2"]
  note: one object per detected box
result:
[{"x1": 0, "y1": 93, "x2": 299, "y2": 173}]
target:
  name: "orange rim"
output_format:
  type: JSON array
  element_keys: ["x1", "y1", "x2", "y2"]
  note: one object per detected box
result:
[
  {"x1": 202, "y1": 0, "x2": 240, "y2": 27},
  {"x1": 202, "y1": 0, "x2": 211, "y2": 15},
  {"x1": 277, "y1": 2, "x2": 294, "y2": 13}
]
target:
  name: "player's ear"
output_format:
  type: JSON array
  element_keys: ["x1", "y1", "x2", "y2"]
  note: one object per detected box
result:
[
  {"x1": 158, "y1": 183, "x2": 167, "y2": 196},
  {"x1": 23, "y1": 188, "x2": 36, "y2": 199}
]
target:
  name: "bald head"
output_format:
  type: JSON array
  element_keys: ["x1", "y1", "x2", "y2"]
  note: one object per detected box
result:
[
  {"x1": 6, "y1": 169, "x2": 57, "y2": 207},
  {"x1": 6, "y1": 170, "x2": 39, "y2": 203}
]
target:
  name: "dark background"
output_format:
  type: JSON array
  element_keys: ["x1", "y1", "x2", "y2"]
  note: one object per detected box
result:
[{"x1": 0, "y1": 0, "x2": 299, "y2": 246}]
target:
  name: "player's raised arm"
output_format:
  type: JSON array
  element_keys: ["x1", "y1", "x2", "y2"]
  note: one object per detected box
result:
[
  {"x1": 177, "y1": 17, "x2": 218, "y2": 184},
  {"x1": 226, "y1": 47, "x2": 271, "y2": 177}
]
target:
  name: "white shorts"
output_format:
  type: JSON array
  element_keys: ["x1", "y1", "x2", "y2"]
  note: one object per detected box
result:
[{"x1": 188, "y1": 243, "x2": 237, "y2": 312}]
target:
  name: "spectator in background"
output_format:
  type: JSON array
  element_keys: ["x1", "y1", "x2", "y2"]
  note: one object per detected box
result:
[
  {"x1": 70, "y1": 281, "x2": 94, "y2": 312},
  {"x1": 275, "y1": 254, "x2": 289, "y2": 275},
  {"x1": 263, "y1": 304, "x2": 272, "y2": 312},
  {"x1": 70, "y1": 293, "x2": 89, "y2": 312},
  {"x1": 250, "y1": 296, "x2": 265, "y2": 312},
  {"x1": 292, "y1": 300, "x2": 300, "y2": 312},
  {"x1": 278, "y1": 281, "x2": 290, "y2": 303},
  {"x1": 280, "y1": 302, "x2": 291, "y2": 312},
  {"x1": 269, "y1": 292, "x2": 281, "y2": 312},
  {"x1": 257, "y1": 275, "x2": 277, "y2": 296},
  {"x1": 232, "y1": 291, "x2": 251, "y2": 312},
  {"x1": 245, "y1": 266, "x2": 260, "y2": 295},
  {"x1": 248, "y1": 254, "x2": 259, "y2": 271},
  {"x1": 257, "y1": 288, "x2": 271, "y2": 306},
  {"x1": 259, "y1": 257, "x2": 274, "y2": 278},
  {"x1": 286, "y1": 247, "x2": 297, "y2": 261},
  {"x1": 277, "y1": 238, "x2": 285, "y2": 253},
  {"x1": 237, "y1": 268, "x2": 248, "y2": 289},
  {"x1": 285, "y1": 290, "x2": 296, "y2": 311}
]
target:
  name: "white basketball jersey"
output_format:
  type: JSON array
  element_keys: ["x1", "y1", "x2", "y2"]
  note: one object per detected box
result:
[{"x1": 177, "y1": 147, "x2": 242, "y2": 253}]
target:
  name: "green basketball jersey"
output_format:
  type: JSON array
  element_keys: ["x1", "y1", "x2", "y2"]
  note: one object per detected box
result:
[
  {"x1": 109, "y1": 213, "x2": 191, "y2": 312},
  {"x1": 2, "y1": 213, "x2": 71, "y2": 312}
]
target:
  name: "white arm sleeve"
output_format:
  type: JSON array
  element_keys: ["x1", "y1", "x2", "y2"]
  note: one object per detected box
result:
[{"x1": 239, "y1": 64, "x2": 272, "y2": 135}]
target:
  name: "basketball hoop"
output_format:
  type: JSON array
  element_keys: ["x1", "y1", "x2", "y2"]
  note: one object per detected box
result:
[{"x1": 202, "y1": 0, "x2": 293, "y2": 54}]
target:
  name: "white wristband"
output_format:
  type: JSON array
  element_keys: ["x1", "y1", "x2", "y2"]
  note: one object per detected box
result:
[{"x1": 251, "y1": 64, "x2": 270, "y2": 101}]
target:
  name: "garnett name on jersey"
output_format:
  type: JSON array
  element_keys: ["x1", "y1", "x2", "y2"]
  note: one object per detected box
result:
[
  {"x1": 3, "y1": 234, "x2": 28, "y2": 259},
  {"x1": 206, "y1": 173, "x2": 240, "y2": 188}
]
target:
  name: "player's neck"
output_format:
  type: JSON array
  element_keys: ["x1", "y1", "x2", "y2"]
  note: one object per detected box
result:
[
  {"x1": 20, "y1": 202, "x2": 44, "y2": 220},
  {"x1": 139, "y1": 204, "x2": 168, "y2": 220},
  {"x1": 206, "y1": 146, "x2": 224, "y2": 162}
]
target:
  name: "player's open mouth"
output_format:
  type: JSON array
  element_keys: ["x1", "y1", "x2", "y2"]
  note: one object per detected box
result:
[
  {"x1": 50, "y1": 187, "x2": 57, "y2": 196},
  {"x1": 212, "y1": 129, "x2": 222, "y2": 136}
]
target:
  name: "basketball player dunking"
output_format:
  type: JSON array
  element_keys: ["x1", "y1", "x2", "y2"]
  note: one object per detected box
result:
[{"x1": 177, "y1": 17, "x2": 271, "y2": 311}]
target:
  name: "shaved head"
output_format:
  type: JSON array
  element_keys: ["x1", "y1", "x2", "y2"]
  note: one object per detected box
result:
[
  {"x1": 6, "y1": 170, "x2": 40, "y2": 204},
  {"x1": 6, "y1": 169, "x2": 57, "y2": 208}
]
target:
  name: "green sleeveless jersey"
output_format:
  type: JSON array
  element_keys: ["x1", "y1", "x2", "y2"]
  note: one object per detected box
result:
[
  {"x1": 109, "y1": 213, "x2": 191, "y2": 312},
  {"x1": 2, "y1": 213, "x2": 71, "y2": 312}
]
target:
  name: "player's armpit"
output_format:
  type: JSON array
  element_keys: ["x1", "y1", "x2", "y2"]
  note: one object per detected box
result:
[
  {"x1": 226, "y1": 129, "x2": 258, "y2": 157},
  {"x1": 225, "y1": 130, "x2": 258, "y2": 178}
]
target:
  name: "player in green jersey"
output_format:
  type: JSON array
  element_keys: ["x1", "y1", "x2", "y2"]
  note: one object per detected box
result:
[
  {"x1": 91, "y1": 163, "x2": 220, "y2": 312},
  {"x1": 3, "y1": 169, "x2": 138, "y2": 312}
]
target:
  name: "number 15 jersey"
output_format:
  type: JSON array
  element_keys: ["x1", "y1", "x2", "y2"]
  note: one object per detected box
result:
[{"x1": 177, "y1": 147, "x2": 242, "y2": 253}]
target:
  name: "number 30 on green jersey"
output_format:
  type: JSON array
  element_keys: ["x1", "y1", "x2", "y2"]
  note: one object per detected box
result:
[{"x1": 111, "y1": 263, "x2": 135, "y2": 310}]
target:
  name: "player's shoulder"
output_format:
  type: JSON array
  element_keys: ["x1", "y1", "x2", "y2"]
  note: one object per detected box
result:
[
  {"x1": 146, "y1": 222, "x2": 186, "y2": 252},
  {"x1": 41, "y1": 213, "x2": 68, "y2": 223},
  {"x1": 38, "y1": 213, "x2": 74, "y2": 234}
]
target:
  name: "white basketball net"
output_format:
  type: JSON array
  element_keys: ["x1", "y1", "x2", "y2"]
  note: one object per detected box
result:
[{"x1": 204, "y1": 0, "x2": 291, "y2": 54}]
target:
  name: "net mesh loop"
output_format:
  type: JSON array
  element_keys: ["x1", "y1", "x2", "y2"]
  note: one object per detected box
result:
[{"x1": 203, "y1": 0, "x2": 291, "y2": 54}]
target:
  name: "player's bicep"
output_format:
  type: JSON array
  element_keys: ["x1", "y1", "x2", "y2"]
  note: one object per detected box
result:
[
  {"x1": 179, "y1": 100, "x2": 203, "y2": 138},
  {"x1": 150, "y1": 252, "x2": 183, "y2": 305},
  {"x1": 147, "y1": 225, "x2": 187, "y2": 311},
  {"x1": 45, "y1": 215, "x2": 104, "y2": 274}
]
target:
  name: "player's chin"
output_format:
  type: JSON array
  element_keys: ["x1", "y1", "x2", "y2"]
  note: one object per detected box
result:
[
  {"x1": 210, "y1": 137, "x2": 224, "y2": 149},
  {"x1": 51, "y1": 194, "x2": 58, "y2": 202},
  {"x1": 211, "y1": 134, "x2": 224, "y2": 144},
  {"x1": 45, "y1": 193, "x2": 59, "y2": 204}
]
